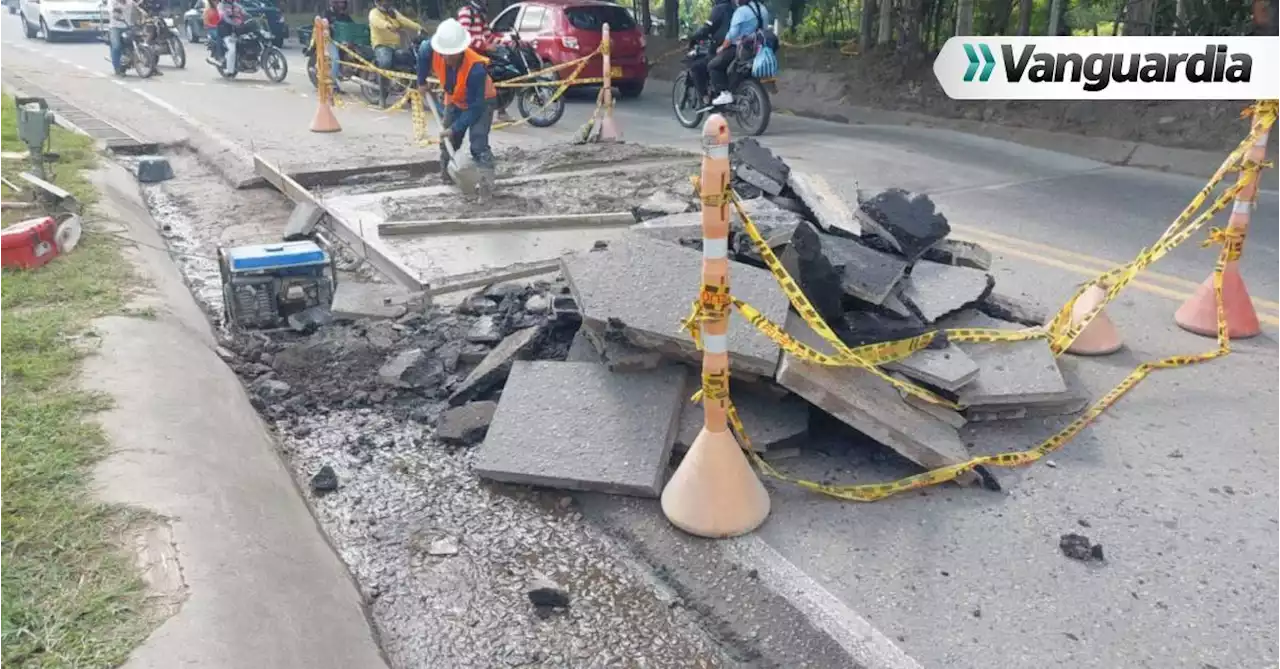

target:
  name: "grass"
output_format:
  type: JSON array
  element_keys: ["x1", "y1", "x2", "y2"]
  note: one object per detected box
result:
[{"x1": 1, "y1": 94, "x2": 158, "y2": 668}]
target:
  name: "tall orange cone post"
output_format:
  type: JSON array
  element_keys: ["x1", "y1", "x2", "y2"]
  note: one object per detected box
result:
[
  {"x1": 661, "y1": 115, "x2": 770, "y2": 539},
  {"x1": 1062, "y1": 281, "x2": 1124, "y2": 355},
  {"x1": 596, "y1": 23, "x2": 622, "y2": 141},
  {"x1": 310, "y1": 17, "x2": 342, "y2": 133},
  {"x1": 1175, "y1": 104, "x2": 1273, "y2": 338}
]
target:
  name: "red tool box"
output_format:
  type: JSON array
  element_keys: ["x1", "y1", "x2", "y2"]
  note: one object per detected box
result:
[{"x1": 1, "y1": 216, "x2": 59, "y2": 270}]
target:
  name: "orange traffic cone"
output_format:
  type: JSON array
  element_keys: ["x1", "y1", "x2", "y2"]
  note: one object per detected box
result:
[
  {"x1": 660, "y1": 114, "x2": 769, "y2": 539},
  {"x1": 309, "y1": 17, "x2": 342, "y2": 134},
  {"x1": 1064, "y1": 283, "x2": 1123, "y2": 355},
  {"x1": 1175, "y1": 105, "x2": 1272, "y2": 339}
]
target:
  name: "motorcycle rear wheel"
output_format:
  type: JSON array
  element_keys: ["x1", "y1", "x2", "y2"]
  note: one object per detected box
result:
[
  {"x1": 731, "y1": 79, "x2": 771, "y2": 137},
  {"x1": 133, "y1": 44, "x2": 158, "y2": 78},
  {"x1": 517, "y1": 79, "x2": 565, "y2": 128},
  {"x1": 306, "y1": 52, "x2": 319, "y2": 89},
  {"x1": 169, "y1": 35, "x2": 186, "y2": 68},
  {"x1": 672, "y1": 72, "x2": 705, "y2": 129},
  {"x1": 261, "y1": 46, "x2": 287, "y2": 83}
]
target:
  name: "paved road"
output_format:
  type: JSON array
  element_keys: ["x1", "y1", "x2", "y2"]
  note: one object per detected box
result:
[{"x1": 5, "y1": 20, "x2": 1276, "y2": 669}]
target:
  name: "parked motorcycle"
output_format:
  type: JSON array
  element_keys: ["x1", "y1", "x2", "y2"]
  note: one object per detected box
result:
[
  {"x1": 672, "y1": 41, "x2": 773, "y2": 136},
  {"x1": 206, "y1": 17, "x2": 287, "y2": 82},
  {"x1": 140, "y1": 15, "x2": 186, "y2": 68},
  {"x1": 488, "y1": 34, "x2": 565, "y2": 128}
]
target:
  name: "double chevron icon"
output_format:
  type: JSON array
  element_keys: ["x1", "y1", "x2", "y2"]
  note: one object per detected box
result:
[{"x1": 962, "y1": 43, "x2": 997, "y2": 82}]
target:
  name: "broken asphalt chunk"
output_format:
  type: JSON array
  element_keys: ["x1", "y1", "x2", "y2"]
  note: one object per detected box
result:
[
  {"x1": 310, "y1": 464, "x2": 339, "y2": 494},
  {"x1": 857, "y1": 188, "x2": 951, "y2": 262},
  {"x1": 474, "y1": 361, "x2": 687, "y2": 497},
  {"x1": 527, "y1": 571, "x2": 571, "y2": 608},
  {"x1": 785, "y1": 171, "x2": 860, "y2": 237},
  {"x1": 788, "y1": 221, "x2": 908, "y2": 308},
  {"x1": 900, "y1": 261, "x2": 994, "y2": 323},
  {"x1": 448, "y1": 325, "x2": 545, "y2": 405},
  {"x1": 885, "y1": 344, "x2": 979, "y2": 392},
  {"x1": 436, "y1": 401, "x2": 497, "y2": 446},
  {"x1": 775, "y1": 312, "x2": 977, "y2": 479},
  {"x1": 562, "y1": 233, "x2": 788, "y2": 379},
  {"x1": 136, "y1": 156, "x2": 174, "y2": 183},
  {"x1": 921, "y1": 238, "x2": 992, "y2": 271},
  {"x1": 1059, "y1": 533, "x2": 1105, "y2": 562},
  {"x1": 731, "y1": 138, "x2": 789, "y2": 195},
  {"x1": 282, "y1": 201, "x2": 324, "y2": 241}
]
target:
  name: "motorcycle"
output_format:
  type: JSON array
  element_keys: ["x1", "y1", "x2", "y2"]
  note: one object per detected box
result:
[
  {"x1": 205, "y1": 17, "x2": 287, "y2": 82},
  {"x1": 488, "y1": 33, "x2": 565, "y2": 128},
  {"x1": 110, "y1": 26, "x2": 159, "y2": 78},
  {"x1": 672, "y1": 41, "x2": 773, "y2": 136},
  {"x1": 140, "y1": 14, "x2": 186, "y2": 68}
]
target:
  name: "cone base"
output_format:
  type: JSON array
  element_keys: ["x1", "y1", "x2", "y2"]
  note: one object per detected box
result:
[
  {"x1": 310, "y1": 104, "x2": 342, "y2": 133},
  {"x1": 661, "y1": 427, "x2": 769, "y2": 539},
  {"x1": 1175, "y1": 265, "x2": 1260, "y2": 339},
  {"x1": 1060, "y1": 283, "x2": 1124, "y2": 356},
  {"x1": 596, "y1": 114, "x2": 622, "y2": 142}
]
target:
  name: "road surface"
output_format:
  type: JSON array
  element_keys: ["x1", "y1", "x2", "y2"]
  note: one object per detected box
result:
[{"x1": 4, "y1": 21, "x2": 1276, "y2": 669}]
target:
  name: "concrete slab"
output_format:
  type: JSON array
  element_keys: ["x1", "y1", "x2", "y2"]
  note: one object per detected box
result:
[
  {"x1": 330, "y1": 281, "x2": 410, "y2": 321},
  {"x1": 942, "y1": 312, "x2": 1070, "y2": 409},
  {"x1": 900, "y1": 261, "x2": 994, "y2": 323},
  {"x1": 786, "y1": 171, "x2": 860, "y2": 237},
  {"x1": 675, "y1": 382, "x2": 809, "y2": 453},
  {"x1": 448, "y1": 325, "x2": 544, "y2": 406},
  {"x1": 885, "y1": 343, "x2": 979, "y2": 392},
  {"x1": 856, "y1": 189, "x2": 951, "y2": 262},
  {"x1": 475, "y1": 361, "x2": 688, "y2": 497},
  {"x1": 775, "y1": 312, "x2": 975, "y2": 475},
  {"x1": 436, "y1": 401, "x2": 497, "y2": 446},
  {"x1": 562, "y1": 233, "x2": 789, "y2": 379},
  {"x1": 283, "y1": 201, "x2": 324, "y2": 241},
  {"x1": 890, "y1": 373, "x2": 968, "y2": 429},
  {"x1": 565, "y1": 328, "x2": 602, "y2": 363},
  {"x1": 581, "y1": 321, "x2": 667, "y2": 372}
]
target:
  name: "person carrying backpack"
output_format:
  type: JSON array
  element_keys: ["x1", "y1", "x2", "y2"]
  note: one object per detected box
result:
[{"x1": 708, "y1": 0, "x2": 771, "y2": 106}]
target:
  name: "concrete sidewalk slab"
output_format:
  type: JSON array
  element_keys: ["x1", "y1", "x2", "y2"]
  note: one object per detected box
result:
[{"x1": 85, "y1": 165, "x2": 387, "y2": 669}]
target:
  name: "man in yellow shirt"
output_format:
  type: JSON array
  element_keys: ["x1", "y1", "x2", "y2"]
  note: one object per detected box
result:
[{"x1": 368, "y1": 0, "x2": 421, "y2": 106}]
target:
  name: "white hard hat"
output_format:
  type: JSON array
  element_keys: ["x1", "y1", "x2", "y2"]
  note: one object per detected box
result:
[{"x1": 431, "y1": 18, "x2": 469, "y2": 56}]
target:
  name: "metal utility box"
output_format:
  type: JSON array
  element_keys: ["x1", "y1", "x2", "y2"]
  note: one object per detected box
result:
[
  {"x1": 15, "y1": 97, "x2": 52, "y2": 153},
  {"x1": 218, "y1": 241, "x2": 336, "y2": 330}
]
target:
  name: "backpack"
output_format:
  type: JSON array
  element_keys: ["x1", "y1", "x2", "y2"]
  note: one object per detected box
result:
[{"x1": 747, "y1": 2, "x2": 779, "y2": 78}]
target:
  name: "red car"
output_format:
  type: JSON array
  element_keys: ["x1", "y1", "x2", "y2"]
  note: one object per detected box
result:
[{"x1": 487, "y1": 0, "x2": 649, "y2": 98}]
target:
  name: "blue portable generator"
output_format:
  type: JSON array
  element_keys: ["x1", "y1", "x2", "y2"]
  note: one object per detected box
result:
[{"x1": 218, "y1": 241, "x2": 336, "y2": 330}]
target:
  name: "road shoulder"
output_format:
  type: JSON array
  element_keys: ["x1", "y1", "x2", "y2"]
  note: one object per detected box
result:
[{"x1": 84, "y1": 162, "x2": 389, "y2": 669}]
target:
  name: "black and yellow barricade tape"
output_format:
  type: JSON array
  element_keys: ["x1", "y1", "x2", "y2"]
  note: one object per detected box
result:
[{"x1": 681, "y1": 100, "x2": 1277, "y2": 502}]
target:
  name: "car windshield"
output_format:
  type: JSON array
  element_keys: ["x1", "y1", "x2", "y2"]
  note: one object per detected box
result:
[{"x1": 564, "y1": 5, "x2": 636, "y2": 31}]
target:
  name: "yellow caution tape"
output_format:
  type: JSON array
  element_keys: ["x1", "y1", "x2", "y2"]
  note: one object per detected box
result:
[{"x1": 682, "y1": 101, "x2": 1277, "y2": 502}]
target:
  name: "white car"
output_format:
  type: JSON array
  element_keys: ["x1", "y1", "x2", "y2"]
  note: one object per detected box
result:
[{"x1": 19, "y1": 0, "x2": 106, "y2": 41}]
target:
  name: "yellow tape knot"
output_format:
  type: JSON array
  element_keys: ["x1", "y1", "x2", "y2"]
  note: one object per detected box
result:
[{"x1": 1203, "y1": 227, "x2": 1246, "y2": 261}]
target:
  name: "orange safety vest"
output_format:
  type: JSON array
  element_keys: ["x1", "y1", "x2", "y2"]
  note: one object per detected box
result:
[{"x1": 432, "y1": 49, "x2": 497, "y2": 109}]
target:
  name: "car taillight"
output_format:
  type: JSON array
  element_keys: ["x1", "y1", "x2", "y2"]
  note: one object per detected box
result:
[{"x1": 560, "y1": 35, "x2": 579, "y2": 50}]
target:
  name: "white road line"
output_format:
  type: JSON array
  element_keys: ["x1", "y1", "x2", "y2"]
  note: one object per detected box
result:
[
  {"x1": 723, "y1": 536, "x2": 924, "y2": 669},
  {"x1": 126, "y1": 86, "x2": 255, "y2": 166},
  {"x1": 178, "y1": 81, "x2": 207, "y2": 86}
]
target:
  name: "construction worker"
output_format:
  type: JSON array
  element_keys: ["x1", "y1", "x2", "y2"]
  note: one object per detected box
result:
[
  {"x1": 369, "y1": 0, "x2": 421, "y2": 106},
  {"x1": 415, "y1": 18, "x2": 497, "y2": 182}
]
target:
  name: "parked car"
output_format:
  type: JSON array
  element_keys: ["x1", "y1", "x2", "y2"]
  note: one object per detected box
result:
[
  {"x1": 487, "y1": 0, "x2": 648, "y2": 99},
  {"x1": 181, "y1": 0, "x2": 286, "y2": 47},
  {"x1": 19, "y1": 0, "x2": 106, "y2": 41}
]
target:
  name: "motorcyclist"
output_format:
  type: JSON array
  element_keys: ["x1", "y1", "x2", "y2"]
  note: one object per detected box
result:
[
  {"x1": 216, "y1": 0, "x2": 247, "y2": 75},
  {"x1": 203, "y1": 0, "x2": 221, "y2": 58},
  {"x1": 455, "y1": 0, "x2": 512, "y2": 122},
  {"x1": 415, "y1": 18, "x2": 498, "y2": 182},
  {"x1": 320, "y1": 0, "x2": 353, "y2": 95},
  {"x1": 136, "y1": 0, "x2": 166, "y2": 74},
  {"x1": 104, "y1": 0, "x2": 132, "y2": 75},
  {"x1": 686, "y1": 0, "x2": 733, "y2": 102},
  {"x1": 369, "y1": 0, "x2": 422, "y2": 106},
  {"x1": 709, "y1": 0, "x2": 771, "y2": 105}
]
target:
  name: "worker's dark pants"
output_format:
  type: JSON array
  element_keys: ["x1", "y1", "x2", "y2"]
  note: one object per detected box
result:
[
  {"x1": 440, "y1": 100, "x2": 496, "y2": 178},
  {"x1": 708, "y1": 47, "x2": 736, "y2": 94},
  {"x1": 689, "y1": 54, "x2": 711, "y2": 97},
  {"x1": 375, "y1": 45, "x2": 395, "y2": 106}
]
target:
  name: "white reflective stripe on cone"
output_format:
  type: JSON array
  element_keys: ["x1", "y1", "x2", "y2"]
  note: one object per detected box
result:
[
  {"x1": 702, "y1": 333, "x2": 728, "y2": 354},
  {"x1": 703, "y1": 237, "x2": 729, "y2": 259}
]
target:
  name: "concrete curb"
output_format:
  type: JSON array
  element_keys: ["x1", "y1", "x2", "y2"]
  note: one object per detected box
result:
[
  {"x1": 84, "y1": 161, "x2": 390, "y2": 669},
  {"x1": 644, "y1": 77, "x2": 1278, "y2": 186}
]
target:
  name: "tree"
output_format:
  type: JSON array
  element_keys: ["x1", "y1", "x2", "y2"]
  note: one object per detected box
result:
[
  {"x1": 955, "y1": 0, "x2": 973, "y2": 34},
  {"x1": 663, "y1": 0, "x2": 678, "y2": 37},
  {"x1": 860, "y1": 0, "x2": 877, "y2": 50},
  {"x1": 877, "y1": 0, "x2": 893, "y2": 43},
  {"x1": 1016, "y1": 0, "x2": 1032, "y2": 33}
]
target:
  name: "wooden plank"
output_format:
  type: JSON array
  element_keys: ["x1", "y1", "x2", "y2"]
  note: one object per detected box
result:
[
  {"x1": 379, "y1": 211, "x2": 636, "y2": 237},
  {"x1": 18, "y1": 172, "x2": 72, "y2": 201},
  {"x1": 252, "y1": 154, "x2": 424, "y2": 292}
]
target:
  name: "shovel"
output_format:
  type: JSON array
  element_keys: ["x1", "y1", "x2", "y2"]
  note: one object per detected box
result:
[{"x1": 425, "y1": 95, "x2": 481, "y2": 197}]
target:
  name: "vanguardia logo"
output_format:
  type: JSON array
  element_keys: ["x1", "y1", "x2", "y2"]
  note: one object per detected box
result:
[{"x1": 962, "y1": 41, "x2": 1249, "y2": 91}]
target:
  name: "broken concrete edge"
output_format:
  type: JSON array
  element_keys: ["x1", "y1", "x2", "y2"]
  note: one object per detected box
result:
[
  {"x1": 378, "y1": 212, "x2": 637, "y2": 237},
  {"x1": 425, "y1": 259, "x2": 563, "y2": 298},
  {"x1": 253, "y1": 154, "x2": 424, "y2": 292}
]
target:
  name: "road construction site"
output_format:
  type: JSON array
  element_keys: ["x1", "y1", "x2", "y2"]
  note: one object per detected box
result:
[{"x1": 4, "y1": 20, "x2": 1277, "y2": 669}]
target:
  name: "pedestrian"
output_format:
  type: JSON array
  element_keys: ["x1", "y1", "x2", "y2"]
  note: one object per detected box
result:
[
  {"x1": 415, "y1": 18, "x2": 497, "y2": 183},
  {"x1": 105, "y1": 0, "x2": 131, "y2": 75}
]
